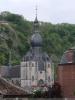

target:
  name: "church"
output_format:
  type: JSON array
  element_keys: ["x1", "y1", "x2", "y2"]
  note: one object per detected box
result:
[
  {"x1": 21, "y1": 15, "x2": 54, "y2": 92},
  {"x1": 0, "y1": 13, "x2": 54, "y2": 94}
]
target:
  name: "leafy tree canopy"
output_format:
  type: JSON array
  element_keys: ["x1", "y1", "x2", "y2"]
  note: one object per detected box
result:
[{"x1": 0, "y1": 11, "x2": 75, "y2": 66}]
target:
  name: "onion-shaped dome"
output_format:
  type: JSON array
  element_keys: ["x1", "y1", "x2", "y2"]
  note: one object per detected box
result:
[
  {"x1": 60, "y1": 48, "x2": 75, "y2": 64},
  {"x1": 31, "y1": 33, "x2": 43, "y2": 47}
]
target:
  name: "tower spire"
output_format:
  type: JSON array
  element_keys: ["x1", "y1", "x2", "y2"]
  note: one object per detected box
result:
[
  {"x1": 35, "y1": 5, "x2": 37, "y2": 18},
  {"x1": 33, "y1": 5, "x2": 39, "y2": 34}
]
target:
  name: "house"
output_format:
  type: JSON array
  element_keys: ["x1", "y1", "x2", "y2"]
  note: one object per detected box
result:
[{"x1": 57, "y1": 48, "x2": 75, "y2": 97}]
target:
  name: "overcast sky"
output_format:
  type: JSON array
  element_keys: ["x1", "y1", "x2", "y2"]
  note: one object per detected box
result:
[{"x1": 0, "y1": 0, "x2": 75, "y2": 24}]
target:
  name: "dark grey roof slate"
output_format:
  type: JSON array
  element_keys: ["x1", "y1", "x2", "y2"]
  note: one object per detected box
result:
[
  {"x1": 0, "y1": 65, "x2": 20, "y2": 78},
  {"x1": 0, "y1": 66, "x2": 9, "y2": 78},
  {"x1": 31, "y1": 33, "x2": 43, "y2": 47},
  {"x1": 9, "y1": 65, "x2": 20, "y2": 78},
  {"x1": 22, "y1": 47, "x2": 51, "y2": 71}
]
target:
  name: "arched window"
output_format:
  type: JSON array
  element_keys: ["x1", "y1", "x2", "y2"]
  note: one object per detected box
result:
[
  {"x1": 32, "y1": 63, "x2": 34, "y2": 67},
  {"x1": 48, "y1": 63, "x2": 50, "y2": 68},
  {"x1": 26, "y1": 62, "x2": 27, "y2": 67},
  {"x1": 48, "y1": 76, "x2": 50, "y2": 82},
  {"x1": 47, "y1": 57, "x2": 49, "y2": 61},
  {"x1": 32, "y1": 76, "x2": 34, "y2": 81}
]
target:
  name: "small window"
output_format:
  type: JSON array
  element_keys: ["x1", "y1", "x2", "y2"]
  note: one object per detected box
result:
[
  {"x1": 12, "y1": 80, "x2": 14, "y2": 83},
  {"x1": 32, "y1": 76, "x2": 34, "y2": 81},
  {"x1": 48, "y1": 63, "x2": 50, "y2": 68},
  {"x1": 40, "y1": 71, "x2": 42, "y2": 74},
  {"x1": 48, "y1": 76, "x2": 50, "y2": 82},
  {"x1": 47, "y1": 57, "x2": 49, "y2": 61},
  {"x1": 30, "y1": 56, "x2": 32, "y2": 59},
  {"x1": 32, "y1": 63, "x2": 34, "y2": 67},
  {"x1": 26, "y1": 62, "x2": 27, "y2": 67}
]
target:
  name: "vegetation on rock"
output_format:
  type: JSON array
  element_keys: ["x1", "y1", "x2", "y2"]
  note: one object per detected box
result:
[{"x1": 0, "y1": 11, "x2": 75, "y2": 66}]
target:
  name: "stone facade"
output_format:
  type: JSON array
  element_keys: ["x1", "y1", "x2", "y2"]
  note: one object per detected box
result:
[{"x1": 0, "y1": 65, "x2": 21, "y2": 86}]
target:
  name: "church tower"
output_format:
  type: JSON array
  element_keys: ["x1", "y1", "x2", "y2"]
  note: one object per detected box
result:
[{"x1": 21, "y1": 13, "x2": 54, "y2": 92}]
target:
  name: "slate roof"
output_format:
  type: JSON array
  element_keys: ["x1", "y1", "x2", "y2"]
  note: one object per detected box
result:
[
  {"x1": 0, "y1": 65, "x2": 20, "y2": 78},
  {"x1": 9, "y1": 65, "x2": 20, "y2": 78},
  {"x1": 0, "y1": 76, "x2": 27, "y2": 95},
  {"x1": 0, "y1": 66, "x2": 9, "y2": 78},
  {"x1": 22, "y1": 16, "x2": 52, "y2": 71},
  {"x1": 31, "y1": 33, "x2": 43, "y2": 47}
]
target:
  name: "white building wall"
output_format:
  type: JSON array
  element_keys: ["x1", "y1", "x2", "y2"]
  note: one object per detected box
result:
[
  {"x1": 21, "y1": 61, "x2": 38, "y2": 87},
  {"x1": 21, "y1": 62, "x2": 26, "y2": 67},
  {"x1": 21, "y1": 67, "x2": 26, "y2": 80},
  {"x1": 51, "y1": 62, "x2": 54, "y2": 85},
  {"x1": 21, "y1": 61, "x2": 31, "y2": 87},
  {"x1": 21, "y1": 60, "x2": 54, "y2": 88},
  {"x1": 30, "y1": 61, "x2": 37, "y2": 86},
  {"x1": 46, "y1": 62, "x2": 54, "y2": 86},
  {"x1": 21, "y1": 80, "x2": 25, "y2": 87}
]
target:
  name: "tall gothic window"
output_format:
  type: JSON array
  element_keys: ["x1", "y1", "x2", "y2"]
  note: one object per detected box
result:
[
  {"x1": 32, "y1": 63, "x2": 34, "y2": 67},
  {"x1": 48, "y1": 63, "x2": 50, "y2": 68},
  {"x1": 26, "y1": 62, "x2": 27, "y2": 67},
  {"x1": 32, "y1": 76, "x2": 34, "y2": 81},
  {"x1": 48, "y1": 76, "x2": 50, "y2": 82}
]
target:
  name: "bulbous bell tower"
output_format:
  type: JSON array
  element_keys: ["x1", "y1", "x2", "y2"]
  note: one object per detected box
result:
[
  {"x1": 21, "y1": 10, "x2": 54, "y2": 92},
  {"x1": 31, "y1": 16, "x2": 43, "y2": 47}
]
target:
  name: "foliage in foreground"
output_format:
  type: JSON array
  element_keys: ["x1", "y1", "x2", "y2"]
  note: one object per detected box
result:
[{"x1": 31, "y1": 82, "x2": 63, "y2": 98}]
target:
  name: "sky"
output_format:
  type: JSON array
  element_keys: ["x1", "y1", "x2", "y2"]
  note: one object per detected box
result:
[{"x1": 0, "y1": 0, "x2": 75, "y2": 24}]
